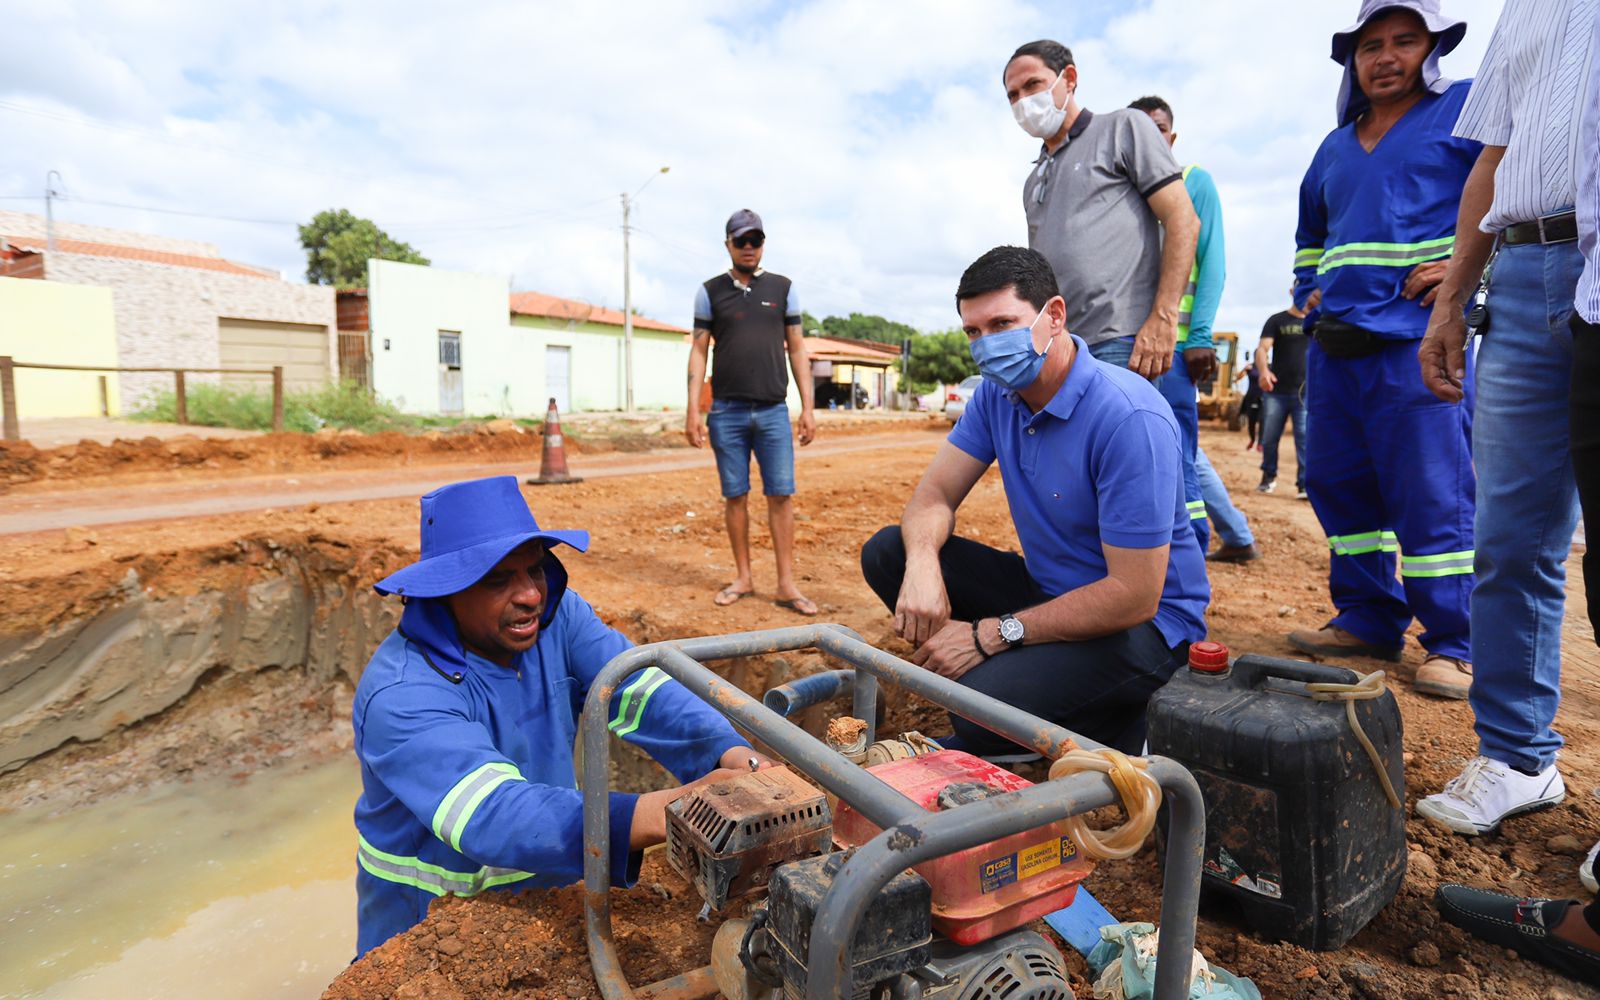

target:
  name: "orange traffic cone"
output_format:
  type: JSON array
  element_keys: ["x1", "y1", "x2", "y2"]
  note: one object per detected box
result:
[{"x1": 526, "y1": 398, "x2": 583, "y2": 485}]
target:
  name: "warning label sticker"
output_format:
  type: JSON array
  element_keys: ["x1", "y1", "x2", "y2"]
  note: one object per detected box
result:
[{"x1": 981, "y1": 837, "x2": 1079, "y2": 893}]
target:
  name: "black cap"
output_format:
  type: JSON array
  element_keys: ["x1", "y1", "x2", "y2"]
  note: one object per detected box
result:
[{"x1": 725, "y1": 209, "x2": 764, "y2": 238}]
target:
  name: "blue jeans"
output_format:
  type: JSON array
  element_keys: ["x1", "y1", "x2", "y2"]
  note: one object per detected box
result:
[
  {"x1": 706, "y1": 400, "x2": 795, "y2": 498},
  {"x1": 1156, "y1": 347, "x2": 1208, "y2": 550},
  {"x1": 1471, "y1": 240, "x2": 1584, "y2": 772},
  {"x1": 1195, "y1": 446, "x2": 1254, "y2": 548},
  {"x1": 1259, "y1": 390, "x2": 1306, "y2": 490},
  {"x1": 1087, "y1": 336, "x2": 1135, "y2": 369}
]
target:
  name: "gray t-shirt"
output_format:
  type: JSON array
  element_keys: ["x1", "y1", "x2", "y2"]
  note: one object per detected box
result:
[{"x1": 1024, "y1": 108, "x2": 1184, "y2": 346}]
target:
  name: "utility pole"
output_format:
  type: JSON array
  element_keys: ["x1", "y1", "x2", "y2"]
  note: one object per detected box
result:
[
  {"x1": 620, "y1": 166, "x2": 668, "y2": 414},
  {"x1": 621, "y1": 191, "x2": 634, "y2": 413},
  {"x1": 45, "y1": 170, "x2": 63, "y2": 252}
]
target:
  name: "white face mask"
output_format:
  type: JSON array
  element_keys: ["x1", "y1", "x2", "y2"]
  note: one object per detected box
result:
[{"x1": 1011, "y1": 71, "x2": 1068, "y2": 140}]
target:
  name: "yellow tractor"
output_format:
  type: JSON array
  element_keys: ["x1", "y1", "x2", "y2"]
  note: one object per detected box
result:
[{"x1": 1196, "y1": 331, "x2": 1244, "y2": 430}]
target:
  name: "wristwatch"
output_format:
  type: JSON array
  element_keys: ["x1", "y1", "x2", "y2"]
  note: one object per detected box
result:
[{"x1": 998, "y1": 614, "x2": 1025, "y2": 649}]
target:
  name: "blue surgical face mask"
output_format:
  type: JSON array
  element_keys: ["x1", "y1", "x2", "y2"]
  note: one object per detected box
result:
[{"x1": 969, "y1": 307, "x2": 1057, "y2": 390}]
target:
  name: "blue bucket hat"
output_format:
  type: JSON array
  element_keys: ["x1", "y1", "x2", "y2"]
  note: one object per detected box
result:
[
  {"x1": 374, "y1": 476, "x2": 589, "y2": 598},
  {"x1": 1330, "y1": 0, "x2": 1466, "y2": 126}
]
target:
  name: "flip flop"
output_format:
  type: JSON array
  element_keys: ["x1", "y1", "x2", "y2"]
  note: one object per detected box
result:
[
  {"x1": 714, "y1": 585, "x2": 753, "y2": 606},
  {"x1": 774, "y1": 596, "x2": 819, "y2": 616}
]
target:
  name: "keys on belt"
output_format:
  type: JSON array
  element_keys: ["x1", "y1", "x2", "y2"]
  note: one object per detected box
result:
[{"x1": 1502, "y1": 211, "x2": 1578, "y2": 246}]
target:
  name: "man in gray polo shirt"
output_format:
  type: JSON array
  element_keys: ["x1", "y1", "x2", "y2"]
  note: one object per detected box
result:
[{"x1": 1003, "y1": 40, "x2": 1200, "y2": 380}]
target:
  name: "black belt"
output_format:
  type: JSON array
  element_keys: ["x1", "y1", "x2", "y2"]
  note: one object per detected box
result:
[{"x1": 1503, "y1": 211, "x2": 1578, "y2": 246}]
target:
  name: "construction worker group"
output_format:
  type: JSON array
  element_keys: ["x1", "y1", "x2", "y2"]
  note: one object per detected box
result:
[{"x1": 346, "y1": 0, "x2": 1600, "y2": 984}]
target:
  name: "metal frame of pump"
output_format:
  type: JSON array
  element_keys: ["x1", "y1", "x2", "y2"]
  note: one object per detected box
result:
[{"x1": 580, "y1": 623, "x2": 1208, "y2": 1000}]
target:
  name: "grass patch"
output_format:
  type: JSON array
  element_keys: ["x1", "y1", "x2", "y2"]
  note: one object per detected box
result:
[{"x1": 131, "y1": 381, "x2": 421, "y2": 433}]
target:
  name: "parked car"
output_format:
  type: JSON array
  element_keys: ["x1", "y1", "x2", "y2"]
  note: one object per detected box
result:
[{"x1": 943, "y1": 375, "x2": 981, "y2": 423}]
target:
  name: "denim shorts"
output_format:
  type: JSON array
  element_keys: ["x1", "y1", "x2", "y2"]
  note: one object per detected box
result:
[{"x1": 706, "y1": 399, "x2": 795, "y2": 498}]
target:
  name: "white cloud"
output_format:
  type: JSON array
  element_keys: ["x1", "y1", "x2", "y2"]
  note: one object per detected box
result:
[{"x1": 1, "y1": 0, "x2": 1505, "y2": 348}]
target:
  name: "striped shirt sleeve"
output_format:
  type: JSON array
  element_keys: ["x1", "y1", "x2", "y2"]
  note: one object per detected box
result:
[{"x1": 1454, "y1": 1, "x2": 1514, "y2": 145}]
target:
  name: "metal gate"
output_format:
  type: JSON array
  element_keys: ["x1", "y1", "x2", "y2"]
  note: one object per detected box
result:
[{"x1": 438, "y1": 331, "x2": 463, "y2": 415}]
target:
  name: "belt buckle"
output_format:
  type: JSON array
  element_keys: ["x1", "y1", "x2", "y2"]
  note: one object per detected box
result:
[{"x1": 1537, "y1": 215, "x2": 1550, "y2": 244}]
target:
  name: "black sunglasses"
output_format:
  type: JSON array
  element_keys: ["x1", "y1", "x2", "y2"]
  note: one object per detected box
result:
[{"x1": 730, "y1": 233, "x2": 765, "y2": 249}]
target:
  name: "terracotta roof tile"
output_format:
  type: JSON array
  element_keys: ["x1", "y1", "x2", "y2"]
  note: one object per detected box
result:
[
  {"x1": 2, "y1": 235, "x2": 275, "y2": 278},
  {"x1": 509, "y1": 290, "x2": 688, "y2": 334}
]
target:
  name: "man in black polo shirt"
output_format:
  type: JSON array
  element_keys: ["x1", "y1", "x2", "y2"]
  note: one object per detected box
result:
[
  {"x1": 685, "y1": 209, "x2": 818, "y2": 615},
  {"x1": 1255, "y1": 294, "x2": 1312, "y2": 498}
]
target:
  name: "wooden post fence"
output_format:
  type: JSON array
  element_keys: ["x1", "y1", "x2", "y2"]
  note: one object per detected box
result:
[{"x1": 0, "y1": 360, "x2": 285, "y2": 442}]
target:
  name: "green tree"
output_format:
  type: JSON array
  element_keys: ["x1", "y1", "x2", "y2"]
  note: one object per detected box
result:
[
  {"x1": 298, "y1": 208, "x2": 430, "y2": 288},
  {"x1": 899, "y1": 329, "x2": 977, "y2": 394},
  {"x1": 817, "y1": 311, "x2": 919, "y2": 346}
]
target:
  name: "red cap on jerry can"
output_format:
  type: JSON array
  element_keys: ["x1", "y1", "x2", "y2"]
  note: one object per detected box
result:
[{"x1": 1188, "y1": 641, "x2": 1230, "y2": 673}]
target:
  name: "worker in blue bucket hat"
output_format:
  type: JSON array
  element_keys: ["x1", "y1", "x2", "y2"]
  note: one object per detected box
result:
[{"x1": 348, "y1": 475, "x2": 765, "y2": 958}]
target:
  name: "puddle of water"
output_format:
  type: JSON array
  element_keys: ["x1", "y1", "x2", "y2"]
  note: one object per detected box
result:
[{"x1": 0, "y1": 755, "x2": 361, "y2": 1000}]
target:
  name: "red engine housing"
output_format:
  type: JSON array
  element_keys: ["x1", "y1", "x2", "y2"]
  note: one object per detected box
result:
[{"x1": 833, "y1": 750, "x2": 1095, "y2": 946}]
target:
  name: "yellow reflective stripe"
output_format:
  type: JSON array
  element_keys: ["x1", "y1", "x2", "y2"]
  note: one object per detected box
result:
[
  {"x1": 1186, "y1": 500, "x2": 1207, "y2": 520},
  {"x1": 1295, "y1": 247, "x2": 1324, "y2": 268},
  {"x1": 1400, "y1": 549, "x2": 1474, "y2": 578},
  {"x1": 357, "y1": 834, "x2": 535, "y2": 897},
  {"x1": 609, "y1": 667, "x2": 666, "y2": 734},
  {"x1": 612, "y1": 669, "x2": 672, "y2": 739},
  {"x1": 432, "y1": 762, "x2": 523, "y2": 851},
  {"x1": 1177, "y1": 165, "x2": 1199, "y2": 340},
  {"x1": 1328, "y1": 530, "x2": 1399, "y2": 556},
  {"x1": 1317, "y1": 237, "x2": 1455, "y2": 274}
]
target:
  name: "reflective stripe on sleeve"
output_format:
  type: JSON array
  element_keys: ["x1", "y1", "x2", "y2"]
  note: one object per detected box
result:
[
  {"x1": 432, "y1": 761, "x2": 524, "y2": 852},
  {"x1": 1187, "y1": 500, "x2": 1207, "y2": 520},
  {"x1": 1327, "y1": 530, "x2": 1399, "y2": 556},
  {"x1": 1295, "y1": 247, "x2": 1324, "y2": 269},
  {"x1": 609, "y1": 667, "x2": 672, "y2": 739},
  {"x1": 357, "y1": 834, "x2": 534, "y2": 897},
  {"x1": 1316, "y1": 237, "x2": 1454, "y2": 274},
  {"x1": 1400, "y1": 549, "x2": 1475, "y2": 578}
]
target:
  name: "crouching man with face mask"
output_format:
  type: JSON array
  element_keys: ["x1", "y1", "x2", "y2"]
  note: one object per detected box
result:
[
  {"x1": 860, "y1": 247, "x2": 1210, "y2": 760},
  {"x1": 350, "y1": 476, "x2": 764, "y2": 958}
]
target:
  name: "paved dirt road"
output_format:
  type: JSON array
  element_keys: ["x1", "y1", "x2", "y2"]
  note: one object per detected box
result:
[{"x1": 0, "y1": 430, "x2": 936, "y2": 536}]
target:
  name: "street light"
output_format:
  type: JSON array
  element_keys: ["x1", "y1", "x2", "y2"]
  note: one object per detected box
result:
[{"x1": 621, "y1": 166, "x2": 670, "y2": 413}]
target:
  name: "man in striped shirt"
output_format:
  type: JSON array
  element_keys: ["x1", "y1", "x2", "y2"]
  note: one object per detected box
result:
[
  {"x1": 1288, "y1": 1, "x2": 1478, "y2": 690},
  {"x1": 1414, "y1": 0, "x2": 1596, "y2": 839},
  {"x1": 349, "y1": 476, "x2": 761, "y2": 956}
]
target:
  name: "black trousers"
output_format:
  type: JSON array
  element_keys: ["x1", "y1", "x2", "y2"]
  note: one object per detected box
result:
[
  {"x1": 1572, "y1": 313, "x2": 1600, "y2": 641},
  {"x1": 859, "y1": 526, "x2": 1189, "y2": 756}
]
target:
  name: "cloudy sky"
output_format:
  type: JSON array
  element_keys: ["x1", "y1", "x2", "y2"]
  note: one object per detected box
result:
[{"x1": 2, "y1": 0, "x2": 1503, "y2": 349}]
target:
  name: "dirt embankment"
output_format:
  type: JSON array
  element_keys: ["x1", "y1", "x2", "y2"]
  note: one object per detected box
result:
[{"x1": 5, "y1": 425, "x2": 1600, "y2": 998}]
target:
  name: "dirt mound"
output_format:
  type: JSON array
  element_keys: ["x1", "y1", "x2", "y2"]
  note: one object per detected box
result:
[
  {"x1": 0, "y1": 424, "x2": 541, "y2": 491},
  {"x1": 322, "y1": 857, "x2": 718, "y2": 1000}
]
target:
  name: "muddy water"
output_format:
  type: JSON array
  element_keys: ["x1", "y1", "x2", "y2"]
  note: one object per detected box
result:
[{"x1": 1, "y1": 755, "x2": 361, "y2": 1000}]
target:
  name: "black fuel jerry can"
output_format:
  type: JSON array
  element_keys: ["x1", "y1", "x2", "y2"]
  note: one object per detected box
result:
[{"x1": 1147, "y1": 644, "x2": 1406, "y2": 950}]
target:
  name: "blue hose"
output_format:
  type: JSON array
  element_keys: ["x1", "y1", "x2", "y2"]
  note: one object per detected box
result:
[{"x1": 763, "y1": 670, "x2": 854, "y2": 718}]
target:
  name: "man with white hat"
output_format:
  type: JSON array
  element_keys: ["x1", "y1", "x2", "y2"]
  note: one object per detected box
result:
[
  {"x1": 348, "y1": 476, "x2": 763, "y2": 957},
  {"x1": 1287, "y1": 0, "x2": 1479, "y2": 695}
]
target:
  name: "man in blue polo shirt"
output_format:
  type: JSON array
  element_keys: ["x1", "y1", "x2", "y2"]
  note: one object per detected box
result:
[{"x1": 860, "y1": 246, "x2": 1209, "y2": 756}]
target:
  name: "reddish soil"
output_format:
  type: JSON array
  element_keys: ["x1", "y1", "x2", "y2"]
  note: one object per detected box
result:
[{"x1": 4, "y1": 422, "x2": 1599, "y2": 998}]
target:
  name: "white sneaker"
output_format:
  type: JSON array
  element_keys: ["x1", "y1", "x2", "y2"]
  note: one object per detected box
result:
[
  {"x1": 1583, "y1": 840, "x2": 1599, "y2": 894},
  {"x1": 1416, "y1": 756, "x2": 1565, "y2": 835}
]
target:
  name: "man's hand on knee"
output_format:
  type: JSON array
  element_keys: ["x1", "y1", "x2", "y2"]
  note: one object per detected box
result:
[{"x1": 909, "y1": 619, "x2": 986, "y2": 680}]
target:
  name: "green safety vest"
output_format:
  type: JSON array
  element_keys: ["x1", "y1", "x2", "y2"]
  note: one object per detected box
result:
[{"x1": 1176, "y1": 165, "x2": 1198, "y2": 345}]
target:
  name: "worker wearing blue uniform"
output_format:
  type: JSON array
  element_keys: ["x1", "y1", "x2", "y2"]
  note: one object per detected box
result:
[
  {"x1": 350, "y1": 476, "x2": 758, "y2": 957},
  {"x1": 1289, "y1": 0, "x2": 1477, "y2": 673},
  {"x1": 1132, "y1": 96, "x2": 1225, "y2": 552}
]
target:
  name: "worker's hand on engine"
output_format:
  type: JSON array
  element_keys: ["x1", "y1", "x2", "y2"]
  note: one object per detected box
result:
[
  {"x1": 718, "y1": 747, "x2": 775, "y2": 772},
  {"x1": 1183, "y1": 347, "x2": 1217, "y2": 384},
  {"x1": 1402, "y1": 260, "x2": 1449, "y2": 306},
  {"x1": 685, "y1": 412, "x2": 705, "y2": 448},
  {"x1": 630, "y1": 763, "x2": 767, "y2": 848},
  {"x1": 1129, "y1": 316, "x2": 1176, "y2": 380},
  {"x1": 909, "y1": 619, "x2": 986, "y2": 681},
  {"x1": 1419, "y1": 301, "x2": 1470, "y2": 404},
  {"x1": 894, "y1": 566, "x2": 950, "y2": 647}
]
